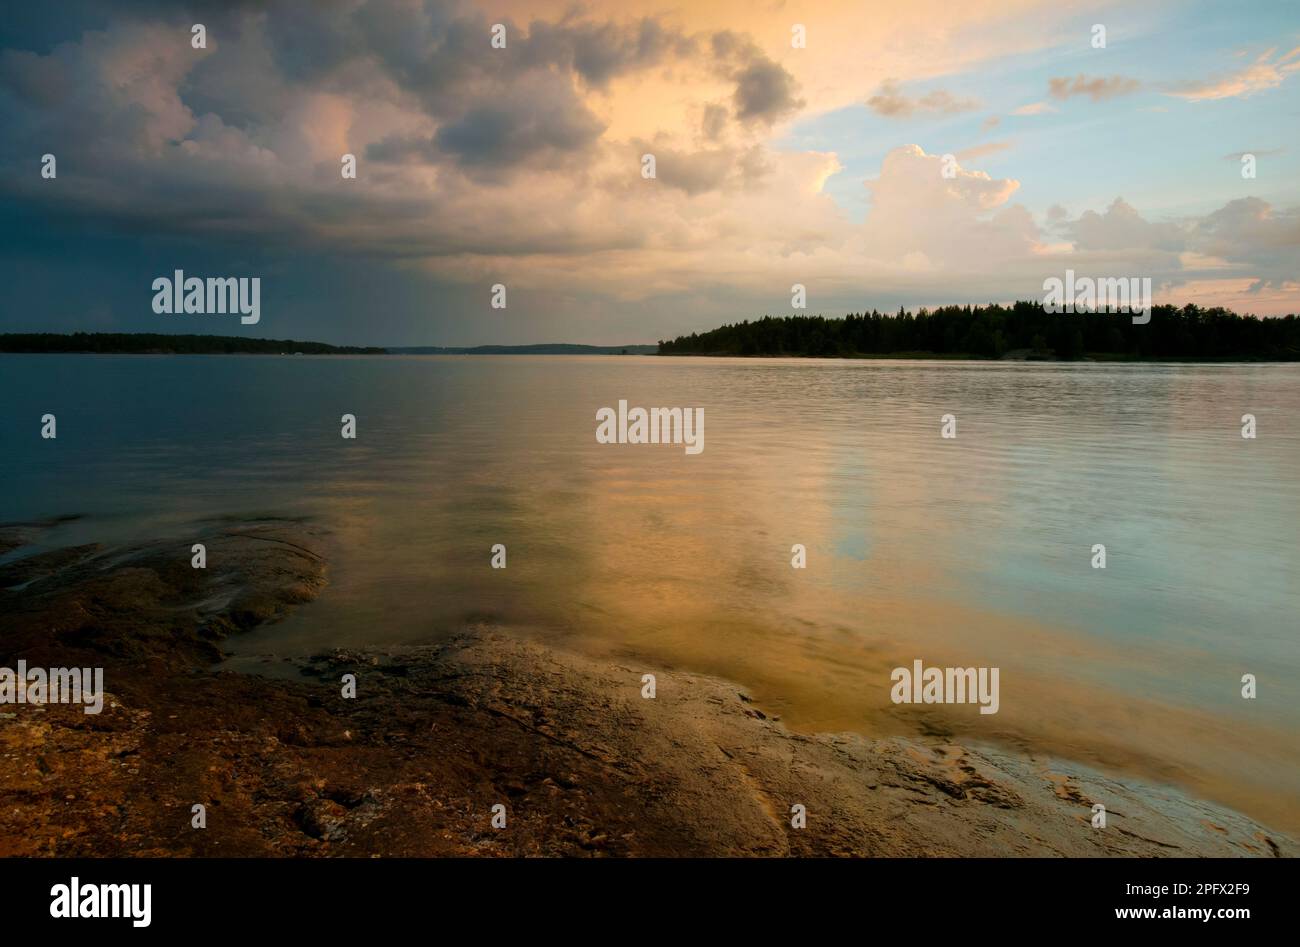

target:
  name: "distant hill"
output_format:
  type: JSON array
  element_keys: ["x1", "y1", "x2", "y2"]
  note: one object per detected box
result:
[
  {"x1": 0, "y1": 333, "x2": 385, "y2": 354},
  {"x1": 388, "y1": 343, "x2": 657, "y2": 355},
  {"x1": 0, "y1": 334, "x2": 658, "y2": 355}
]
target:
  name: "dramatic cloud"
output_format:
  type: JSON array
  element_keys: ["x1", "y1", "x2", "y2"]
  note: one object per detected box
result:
[
  {"x1": 732, "y1": 58, "x2": 802, "y2": 123},
  {"x1": 0, "y1": 0, "x2": 1295, "y2": 344},
  {"x1": 432, "y1": 76, "x2": 607, "y2": 173},
  {"x1": 708, "y1": 31, "x2": 802, "y2": 125},
  {"x1": 522, "y1": 16, "x2": 695, "y2": 88}
]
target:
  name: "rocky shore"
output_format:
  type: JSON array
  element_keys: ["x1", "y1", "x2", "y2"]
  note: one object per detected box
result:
[{"x1": 0, "y1": 517, "x2": 1290, "y2": 857}]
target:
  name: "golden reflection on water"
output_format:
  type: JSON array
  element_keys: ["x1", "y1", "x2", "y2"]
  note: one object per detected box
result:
[
  {"x1": 554, "y1": 458, "x2": 1300, "y2": 837},
  {"x1": 189, "y1": 356, "x2": 1300, "y2": 836}
]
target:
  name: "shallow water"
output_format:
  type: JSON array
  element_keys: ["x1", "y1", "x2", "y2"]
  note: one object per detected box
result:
[{"x1": 3, "y1": 353, "x2": 1298, "y2": 832}]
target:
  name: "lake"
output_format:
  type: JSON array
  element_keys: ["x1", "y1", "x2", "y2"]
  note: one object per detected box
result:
[{"x1": 2, "y1": 354, "x2": 1298, "y2": 832}]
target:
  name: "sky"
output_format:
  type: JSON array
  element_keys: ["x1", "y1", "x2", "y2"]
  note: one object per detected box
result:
[{"x1": 0, "y1": 0, "x2": 1297, "y2": 346}]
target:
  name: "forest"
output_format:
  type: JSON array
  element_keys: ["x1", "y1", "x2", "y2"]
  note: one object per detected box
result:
[{"x1": 657, "y1": 303, "x2": 1300, "y2": 360}]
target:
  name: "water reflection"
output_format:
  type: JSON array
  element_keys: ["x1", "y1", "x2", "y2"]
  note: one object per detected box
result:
[{"x1": 2, "y1": 354, "x2": 1297, "y2": 831}]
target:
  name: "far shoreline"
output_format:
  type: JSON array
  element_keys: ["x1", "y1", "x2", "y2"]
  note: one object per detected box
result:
[
  {"x1": 3, "y1": 317, "x2": 1299, "y2": 362},
  {"x1": 4, "y1": 349, "x2": 1298, "y2": 364},
  {"x1": 4, "y1": 335, "x2": 1300, "y2": 363}
]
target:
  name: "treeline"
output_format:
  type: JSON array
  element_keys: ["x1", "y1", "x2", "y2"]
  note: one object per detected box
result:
[
  {"x1": 657, "y1": 303, "x2": 1300, "y2": 360},
  {"x1": 390, "y1": 343, "x2": 658, "y2": 355},
  {"x1": 0, "y1": 333, "x2": 386, "y2": 354}
]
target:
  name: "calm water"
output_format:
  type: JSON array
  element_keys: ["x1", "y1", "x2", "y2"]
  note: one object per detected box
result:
[{"x1": 3, "y1": 354, "x2": 1298, "y2": 832}]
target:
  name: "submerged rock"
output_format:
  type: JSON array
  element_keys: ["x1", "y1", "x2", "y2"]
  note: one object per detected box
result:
[{"x1": 0, "y1": 517, "x2": 1292, "y2": 858}]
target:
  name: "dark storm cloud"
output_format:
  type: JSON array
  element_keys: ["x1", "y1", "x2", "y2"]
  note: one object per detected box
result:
[
  {"x1": 519, "y1": 16, "x2": 694, "y2": 87},
  {"x1": 433, "y1": 75, "x2": 607, "y2": 172},
  {"x1": 0, "y1": 0, "x2": 699, "y2": 173},
  {"x1": 0, "y1": 1, "x2": 799, "y2": 194},
  {"x1": 262, "y1": 0, "x2": 365, "y2": 81},
  {"x1": 708, "y1": 30, "x2": 802, "y2": 125},
  {"x1": 732, "y1": 59, "x2": 800, "y2": 123},
  {"x1": 0, "y1": 0, "x2": 808, "y2": 343},
  {"x1": 246, "y1": 4, "x2": 695, "y2": 175}
]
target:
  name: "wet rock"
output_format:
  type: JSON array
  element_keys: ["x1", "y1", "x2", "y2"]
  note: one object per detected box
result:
[
  {"x1": 1, "y1": 518, "x2": 1292, "y2": 859},
  {"x1": 296, "y1": 799, "x2": 349, "y2": 841}
]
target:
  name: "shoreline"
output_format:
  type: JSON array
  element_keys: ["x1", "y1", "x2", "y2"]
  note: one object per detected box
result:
[
  {"x1": 6, "y1": 351, "x2": 1300, "y2": 364},
  {"x1": 0, "y1": 516, "x2": 1291, "y2": 857}
]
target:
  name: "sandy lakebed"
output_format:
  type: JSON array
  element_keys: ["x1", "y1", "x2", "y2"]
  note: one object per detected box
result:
[{"x1": 0, "y1": 516, "x2": 1291, "y2": 858}]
